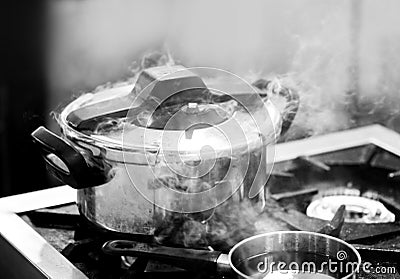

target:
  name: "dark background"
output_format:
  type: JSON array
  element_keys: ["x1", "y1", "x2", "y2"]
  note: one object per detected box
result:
[{"x1": 1, "y1": 0, "x2": 50, "y2": 196}]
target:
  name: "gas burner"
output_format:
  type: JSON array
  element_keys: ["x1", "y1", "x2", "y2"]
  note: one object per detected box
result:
[
  {"x1": 306, "y1": 187, "x2": 396, "y2": 224},
  {"x1": 306, "y1": 195, "x2": 395, "y2": 224}
]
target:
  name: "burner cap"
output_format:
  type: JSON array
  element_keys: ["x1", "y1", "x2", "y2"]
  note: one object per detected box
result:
[{"x1": 306, "y1": 195, "x2": 395, "y2": 224}]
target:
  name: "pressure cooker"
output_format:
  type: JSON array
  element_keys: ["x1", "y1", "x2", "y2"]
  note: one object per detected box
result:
[{"x1": 31, "y1": 65, "x2": 299, "y2": 248}]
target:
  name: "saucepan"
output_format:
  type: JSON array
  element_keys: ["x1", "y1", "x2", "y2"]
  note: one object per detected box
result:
[{"x1": 102, "y1": 231, "x2": 361, "y2": 279}]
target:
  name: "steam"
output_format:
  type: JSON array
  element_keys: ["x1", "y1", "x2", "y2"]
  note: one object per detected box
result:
[{"x1": 47, "y1": 0, "x2": 400, "y2": 136}]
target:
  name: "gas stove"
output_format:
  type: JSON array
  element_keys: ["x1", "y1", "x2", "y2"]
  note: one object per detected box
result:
[{"x1": 1, "y1": 125, "x2": 400, "y2": 278}]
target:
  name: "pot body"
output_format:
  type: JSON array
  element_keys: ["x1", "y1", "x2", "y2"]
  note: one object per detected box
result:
[
  {"x1": 76, "y1": 144, "x2": 269, "y2": 238},
  {"x1": 56, "y1": 84, "x2": 283, "y2": 247}
]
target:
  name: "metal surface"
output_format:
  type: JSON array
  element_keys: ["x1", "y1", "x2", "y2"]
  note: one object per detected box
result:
[
  {"x1": 228, "y1": 231, "x2": 361, "y2": 279},
  {"x1": 36, "y1": 66, "x2": 299, "y2": 239},
  {"x1": 0, "y1": 186, "x2": 86, "y2": 279},
  {"x1": 57, "y1": 66, "x2": 285, "y2": 163},
  {"x1": 272, "y1": 124, "x2": 400, "y2": 162},
  {"x1": 102, "y1": 239, "x2": 223, "y2": 274},
  {"x1": 1, "y1": 124, "x2": 400, "y2": 278},
  {"x1": 296, "y1": 156, "x2": 331, "y2": 171},
  {"x1": 317, "y1": 204, "x2": 346, "y2": 237},
  {"x1": 270, "y1": 206, "x2": 400, "y2": 242},
  {"x1": 67, "y1": 65, "x2": 208, "y2": 130},
  {"x1": 270, "y1": 188, "x2": 318, "y2": 201},
  {"x1": 353, "y1": 244, "x2": 400, "y2": 260}
]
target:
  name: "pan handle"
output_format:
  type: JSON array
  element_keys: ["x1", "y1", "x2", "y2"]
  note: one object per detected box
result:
[
  {"x1": 31, "y1": 126, "x2": 106, "y2": 189},
  {"x1": 102, "y1": 240, "x2": 226, "y2": 275}
]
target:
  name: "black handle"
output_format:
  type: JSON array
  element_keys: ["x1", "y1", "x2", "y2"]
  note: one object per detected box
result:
[
  {"x1": 31, "y1": 126, "x2": 106, "y2": 189},
  {"x1": 253, "y1": 79, "x2": 300, "y2": 136},
  {"x1": 102, "y1": 240, "x2": 223, "y2": 274}
]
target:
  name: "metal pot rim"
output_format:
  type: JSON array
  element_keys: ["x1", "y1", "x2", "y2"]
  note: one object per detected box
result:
[
  {"x1": 58, "y1": 84, "x2": 282, "y2": 163},
  {"x1": 228, "y1": 230, "x2": 362, "y2": 279}
]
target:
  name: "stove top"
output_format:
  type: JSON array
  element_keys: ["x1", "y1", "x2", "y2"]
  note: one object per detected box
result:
[{"x1": 1, "y1": 125, "x2": 400, "y2": 279}]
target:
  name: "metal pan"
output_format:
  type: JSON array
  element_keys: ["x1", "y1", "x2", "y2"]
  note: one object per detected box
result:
[{"x1": 102, "y1": 231, "x2": 361, "y2": 279}]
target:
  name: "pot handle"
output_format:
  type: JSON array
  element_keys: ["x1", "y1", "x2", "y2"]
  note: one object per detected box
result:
[
  {"x1": 253, "y1": 79, "x2": 300, "y2": 136},
  {"x1": 102, "y1": 240, "x2": 227, "y2": 275},
  {"x1": 31, "y1": 126, "x2": 106, "y2": 189}
]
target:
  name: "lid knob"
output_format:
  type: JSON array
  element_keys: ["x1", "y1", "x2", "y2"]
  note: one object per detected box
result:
[{"x1": 163, "y1": 103, "x2": 230, "y2": 132}]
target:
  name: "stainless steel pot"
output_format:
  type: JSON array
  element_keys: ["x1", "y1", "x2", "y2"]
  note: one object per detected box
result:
[
  {"x1": 102, "y1": 231, "x2": 361, "y2": 279},
  {"x1": 31, "y1": 65, "x2": 299, "y2": 246}
]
